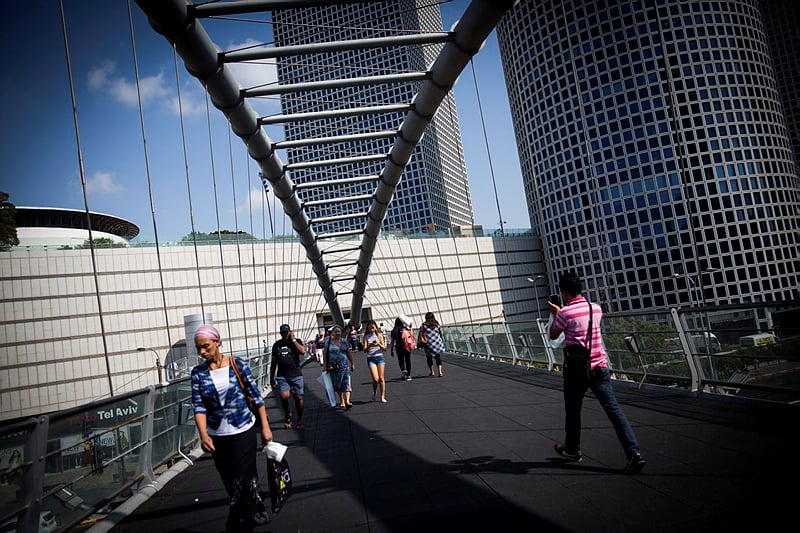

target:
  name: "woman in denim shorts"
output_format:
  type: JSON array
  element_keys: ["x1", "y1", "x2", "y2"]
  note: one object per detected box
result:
[{"x1": 363, "y1": 320, "x2": 388, "y2": 402}]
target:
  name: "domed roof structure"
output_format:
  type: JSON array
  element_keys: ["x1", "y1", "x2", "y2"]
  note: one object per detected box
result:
[{"x1": 13, "y1": 206, "x2": 139, "y2": 249}]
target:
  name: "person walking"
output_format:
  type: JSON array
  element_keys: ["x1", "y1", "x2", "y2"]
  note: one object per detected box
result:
[
  {"x1": 269, "y1": 324, "x2": 306, "y2": 429},
  {"x1": 191, "y1": 324, "x2": 272, "y2": 532},
  {"x1": 346, "y1": 323, "x2": 362, "y2": 352},
  {"x1": 389, "y1": 315, "x2": 414, "y2": 381},
  {"x1": 313, "y1": 330, "x2": 326, "y2": 366},
  {"x1": 362, "y1": 319, "x2": 388, "y2": 402},
  {"x1": 419, "y1": 312, "x2": 445, "y2": 377},
  {"x1": 324, "y1": 325, "x2": 355, "y2": 409},
  {"x1": 548, "y1": 271, "x2": 646, "y2": 473}
]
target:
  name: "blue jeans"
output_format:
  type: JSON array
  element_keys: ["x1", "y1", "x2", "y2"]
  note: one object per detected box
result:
[{"x1": 563, "y1": 365, "x2": 640, "y2": 457}]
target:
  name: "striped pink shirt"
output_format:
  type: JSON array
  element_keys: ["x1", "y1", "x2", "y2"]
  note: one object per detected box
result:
[{"x1": 552, "y1": 295, "x2": 608, "y2": 369}]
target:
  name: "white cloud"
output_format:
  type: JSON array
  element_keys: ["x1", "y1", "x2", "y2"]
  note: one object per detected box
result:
[
  {"x1": 86, "y1": 171, "x2": 124, "y2": 195},
  {"x1": 235, "y1": 186, "x2": 287, "y2": 233},
  {"x1": 87, "y1": 60, "x2": 171, "y2": 108},
  {"x1": 225, "y1": 39, "x2": 282, "y2": 116}
]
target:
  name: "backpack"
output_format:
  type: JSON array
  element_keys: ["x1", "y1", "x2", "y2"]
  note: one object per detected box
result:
[{"x1": 401, "y1": 327, "x2": 417, "y2": 351}]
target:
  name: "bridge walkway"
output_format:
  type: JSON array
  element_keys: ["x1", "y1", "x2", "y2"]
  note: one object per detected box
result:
[{"x1": 106, "y1": 352, "x2": 796, "y2": 532}]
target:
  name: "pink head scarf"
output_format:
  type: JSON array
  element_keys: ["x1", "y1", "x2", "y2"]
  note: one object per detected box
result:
[{"x1": 194, "y1": 324, "x2": 222, "y2": 347}]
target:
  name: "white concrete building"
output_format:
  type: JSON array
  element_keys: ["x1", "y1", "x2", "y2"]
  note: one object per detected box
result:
[{"x1": 0, "y1": 233, "x2": 541, "y2": 421}]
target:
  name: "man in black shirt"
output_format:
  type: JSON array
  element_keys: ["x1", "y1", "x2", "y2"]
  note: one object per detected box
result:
[{"x1": 270, "y1": 324, "x2": 306, "y2": 429}]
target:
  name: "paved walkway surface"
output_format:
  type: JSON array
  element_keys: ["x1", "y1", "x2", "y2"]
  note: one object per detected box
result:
[{"x1": 107, "y1": 353, "x2": 797, "y2": 532}]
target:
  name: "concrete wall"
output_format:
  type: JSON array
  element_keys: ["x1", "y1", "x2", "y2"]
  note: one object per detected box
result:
[{"x1": 0, "y1": 234, "x2": 542, "y2": 420}]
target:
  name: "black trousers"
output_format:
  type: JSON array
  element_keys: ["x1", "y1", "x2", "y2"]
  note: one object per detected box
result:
[
  {"x1": 210, "y1": 425, "x2": 266, "y2": 529},
  {"x1": 396, "y1": 348, "x2": 411, "y2": 374}
]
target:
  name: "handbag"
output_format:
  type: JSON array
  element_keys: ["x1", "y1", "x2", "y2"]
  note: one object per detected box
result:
[
  {"x1": 417, "y1": 330, "x2": 428, "y2": 348},
  {"x1": 265, "y1": 441, "x2": 292, "y2": 513},
  {"x1": 231, "y1": 356, "x2": 262, "y2": 426},
  {"x1": 563, "y1": 300, "x2": 593, "y2": 381}
]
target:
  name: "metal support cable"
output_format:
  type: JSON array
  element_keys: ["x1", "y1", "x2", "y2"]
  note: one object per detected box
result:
[{"x1": 60, "y1": 0, "x2": 114, "y2": 396}]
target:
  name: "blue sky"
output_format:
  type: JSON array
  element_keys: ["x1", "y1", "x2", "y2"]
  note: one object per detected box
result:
[{"x1": 0, "y1": 0, "x2": 528, "y2": 242}]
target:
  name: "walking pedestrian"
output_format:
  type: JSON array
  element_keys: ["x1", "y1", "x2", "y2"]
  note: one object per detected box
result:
[
  {"x1": 270, "y1": 324, "x2": 306, "y2": 429},
  {"x1": 548, "y1": 271, "x2": 646, "y2": 473},
  {"x1": 347, "y1": 323, "x2": 362, "y2": 352},
  {"x1": 389, "y1": 315, "x2": 414, "y2": 381},
  {"x1": 419, "y1": 312, "x2": 445, "y2": 377},
  {"x1": 324, "y1": 325, "x2": 355, "y2": 409},
  {"x1": 313, "y1": 330, "x2": 326, "y2": 366},
  {"x1": 362, "y1": 319, "x2": 388, "y2": 402},
  {"x1": 191, "y1": 324, "x2": 272, "y2": 531}
]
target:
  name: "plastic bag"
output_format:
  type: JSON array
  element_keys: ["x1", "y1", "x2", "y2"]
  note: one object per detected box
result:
[{"x1": 316, "y1": 372, "x2": 337, "y2": 407}]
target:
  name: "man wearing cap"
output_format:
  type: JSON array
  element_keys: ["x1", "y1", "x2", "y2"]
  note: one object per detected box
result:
[{"x1": 270, "y1": 324, "x2": 306, "y2": 429}]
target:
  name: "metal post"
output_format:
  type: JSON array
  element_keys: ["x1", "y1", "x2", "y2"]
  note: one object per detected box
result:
[
  {"x1": 527, "y1": 275, "x2": 545, "y2": 318},
  {"x1": 137, "y1": 347, "x2": 167, "y2": 386}
]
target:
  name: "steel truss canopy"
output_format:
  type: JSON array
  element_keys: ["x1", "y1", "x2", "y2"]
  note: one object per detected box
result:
[{"x1": 135, "y1": 0, "x2": 515, "y2": 327}]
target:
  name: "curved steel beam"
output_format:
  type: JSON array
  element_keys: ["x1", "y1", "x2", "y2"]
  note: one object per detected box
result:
[
  {"x1": 135, "y1": 0, "x2": 516, "y2": 328},
  {"x1": 350, "y1": 0, "x2": 517, "y2": 324},
  {"x1": 135, "y1": 0, "x2": 345, "y2": 325}
]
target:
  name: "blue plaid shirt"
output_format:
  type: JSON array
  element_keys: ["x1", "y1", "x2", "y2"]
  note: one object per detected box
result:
[{"x1": 191, "y1": 356, "x2": 265, "y2": 431}]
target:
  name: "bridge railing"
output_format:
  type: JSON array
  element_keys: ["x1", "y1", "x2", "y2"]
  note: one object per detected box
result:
[
  {"x1": 2, "y1": 302, "x2": 798, "y2": 531},
  {"x1": 0, "y1": 348, "x2": 268, "y2": 533},
  {"x1": 443, "y1": 302, "x2": 800, "y2": 399}
]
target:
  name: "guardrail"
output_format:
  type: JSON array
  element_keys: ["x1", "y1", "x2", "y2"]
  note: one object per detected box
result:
[
  {"x1": 443, "y1": 302, "x2": 800, "y2": 401},
  {"x1": 2, "y1": 302, "x2": 798, "y2": 531},
  {"x1": 0, "y1": 348, "x2": 270, "y2": 533}
]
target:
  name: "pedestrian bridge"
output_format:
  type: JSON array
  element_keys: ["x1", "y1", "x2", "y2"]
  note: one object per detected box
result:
[
  {"x1": 110, "y1": 355, "x2": 800, "y2": 532},
  {"x1": 1, "y1": 338, "x2": 797, "y2": 532}
]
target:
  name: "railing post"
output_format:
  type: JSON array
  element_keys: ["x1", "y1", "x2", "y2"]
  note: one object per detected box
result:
[
  {"x1": 672, "y1": 307, "x2": 702, "y2": 392},
  {"x1": 538, "y1": 319, "x2": 557, "y2": 371},
  {"x1": 135, "y1": 386, "x2": 158, "y2": 489}
]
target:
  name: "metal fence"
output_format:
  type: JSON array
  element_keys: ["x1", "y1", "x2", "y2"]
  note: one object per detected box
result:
[
  {"x1": 443, "y1": 302, "x2": 800, "y2": 401},
  {"x1": 1, "y1": 302, "x2": 798, "y2": 531}
]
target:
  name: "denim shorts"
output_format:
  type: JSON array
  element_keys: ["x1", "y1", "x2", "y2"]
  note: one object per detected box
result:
[
  {"x1": 274, "y1": 375, "x2": 304, "y2": 395},
  {"x1": 366, "y1": 354, "x2": 386, "y2": 366}
]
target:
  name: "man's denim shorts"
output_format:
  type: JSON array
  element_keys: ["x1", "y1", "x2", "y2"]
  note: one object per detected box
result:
[{"x1": 275, "y1": 375, "x2": 304, "y2": 395}]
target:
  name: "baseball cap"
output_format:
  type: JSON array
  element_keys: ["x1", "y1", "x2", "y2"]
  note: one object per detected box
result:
[{"x1": 280, "y1": 324, "x2": 291, "y2": 334}]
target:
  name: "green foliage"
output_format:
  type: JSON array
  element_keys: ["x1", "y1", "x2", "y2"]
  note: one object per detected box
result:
[
  {"x1": 0, "y1": 191, "x2": 19, "y2": 251},
  {"x1": 181, "y1": 230, "x2": 257, "y2": 242},
  {"x1": 76, "y1": 237, "x2": 127, "y2": 249}
]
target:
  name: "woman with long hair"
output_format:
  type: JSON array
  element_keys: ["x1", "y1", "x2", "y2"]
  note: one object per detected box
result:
[
  {"x1": 362, "y1": 319, "x2": 388, "y2": 402},
  {"x1": 324, "y1": 325, "x2": 355, "y2": 409},
  {"x1": 389, "y1": 316, "x2": 414, "y2": 381},
  {"x1": 420, "y1": 312, "x2": 445, "y2": 377}
]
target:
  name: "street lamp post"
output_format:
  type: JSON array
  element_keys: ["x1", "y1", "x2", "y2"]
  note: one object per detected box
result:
[
  {"x1": 527, "y1": 275, "x2": 545, "y2": 318},
  {"x1": 137, "y1": 347, "x2": 167, "y2": 385},
  {"x1": 672, "y1": 273, "x2": 697, "y2": 308}
]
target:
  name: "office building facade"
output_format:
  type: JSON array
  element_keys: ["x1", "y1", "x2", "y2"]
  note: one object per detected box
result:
[
  {"x1": 497, "y1": 0, "x2": 800, "y2": 311},
  {"x1": 271, "y1": 0, "x2": 474, "y2": 234}
]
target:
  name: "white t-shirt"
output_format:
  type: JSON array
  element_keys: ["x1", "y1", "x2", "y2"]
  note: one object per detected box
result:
[{"x1": 208, "y1": 366, "x2": 254, "y2": 436}]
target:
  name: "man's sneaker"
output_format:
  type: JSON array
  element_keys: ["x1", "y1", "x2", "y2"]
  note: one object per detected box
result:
[
  {"x1": 405, "y1": 374, "x2": 412, "y2": 381},
  {"x1": 553, "y1": 442, "x2": 582, "y2": 462},
  {"x1": 400, "y1": 371, "x2": 407, "y2": 380},
  {"x1": 624, "y1": 453, "x2": 646, "y2": 473}
]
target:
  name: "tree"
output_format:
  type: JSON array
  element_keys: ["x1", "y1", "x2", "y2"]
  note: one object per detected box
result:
[
  {"x1": 181, "y1": 230, "x2": 256, "y2": 242},
  {"x1": 76, "y1": 237, "x2": 126, "y2": 249},
  {"x1": 0, "y1": 192, "x2": 19, "y2": 251}
]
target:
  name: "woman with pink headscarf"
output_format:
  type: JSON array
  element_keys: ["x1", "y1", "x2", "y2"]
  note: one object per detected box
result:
[{"x1": 191, "y1": 324, "x2": 273, "y2": 532}]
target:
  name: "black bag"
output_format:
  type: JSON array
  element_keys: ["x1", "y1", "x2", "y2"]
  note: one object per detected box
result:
[
  {"x1": 563, "y1": 301, "x2": 594, "y2": 381},
  {"x1": 266, "y1": 456, "x2": 293, "y2": 513},
  {"x1": 564, "y1": 344, "x2": 592, "y2": 381}
]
